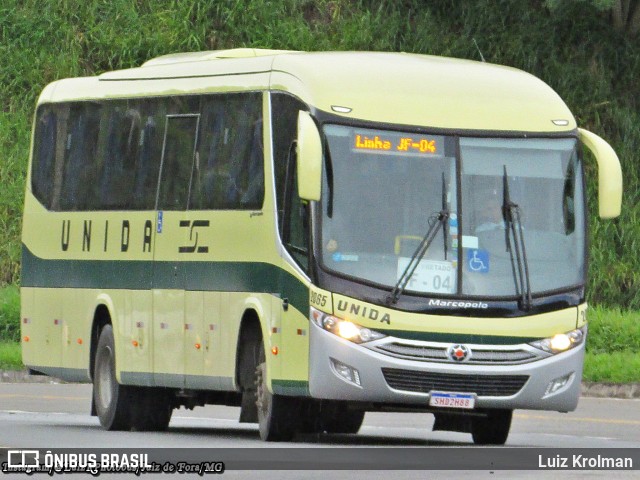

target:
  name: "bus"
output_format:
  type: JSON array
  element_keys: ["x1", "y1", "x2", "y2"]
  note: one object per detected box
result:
[{"x1": 21, "y1": 48, "x2": 622, "y2": 444}]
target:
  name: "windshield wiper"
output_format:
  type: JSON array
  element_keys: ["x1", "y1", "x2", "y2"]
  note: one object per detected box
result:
[
  {"x1": 387, "y1": 176, "x2": 450, "y2": 306},
  {"x1": 441, "y1": 172, "x2": 449, "y2": 260},
  {"x1": 502, "y1": 165, "x2": 532, "y2": 310}
]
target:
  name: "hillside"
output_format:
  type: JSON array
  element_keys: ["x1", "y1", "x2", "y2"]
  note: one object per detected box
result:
[{"x1": 1, "y1": 0, "x2": 639, "y2": 308}]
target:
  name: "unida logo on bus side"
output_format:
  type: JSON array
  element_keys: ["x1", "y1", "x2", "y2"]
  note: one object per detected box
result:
[{"x1": 59, "y1": 218, "x2": 210, "y2": 254}]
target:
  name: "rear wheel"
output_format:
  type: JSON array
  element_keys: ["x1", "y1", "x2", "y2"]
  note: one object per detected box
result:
[
  {"x1": 255, "y1": 343, "x2": 300, "y2": 441},
  {"x1": 471, "y1": 409, "x2": 512, "y2": 445},
  {"x1": 93, "y1": 324, "x2": 132, "y2": 430}
]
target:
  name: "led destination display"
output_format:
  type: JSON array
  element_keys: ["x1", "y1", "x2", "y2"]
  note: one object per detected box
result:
[{"x1": 353, "y1": 130, "x2": 443, "y2": 157}]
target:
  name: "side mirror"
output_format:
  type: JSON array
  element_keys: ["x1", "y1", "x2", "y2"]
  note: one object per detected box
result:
[
  {"x1": 296, "y1": 111, "x2": 322, "y2": 201},
  {"x1": 578, "y1": 128, "x2": 622, "y2": 219}
]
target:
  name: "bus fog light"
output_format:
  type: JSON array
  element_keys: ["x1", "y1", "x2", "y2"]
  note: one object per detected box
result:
[
  {"x1": 545, "y1": 373, "x2": 573, "y2": 396},
  {"x1": 330, "y1": 358, "x2": 361, "y2": 386}
]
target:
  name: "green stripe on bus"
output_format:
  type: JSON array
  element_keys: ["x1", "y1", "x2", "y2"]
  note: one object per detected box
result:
[{"x1": 21, "y1": 244, "x2": 309, "y2": 315}]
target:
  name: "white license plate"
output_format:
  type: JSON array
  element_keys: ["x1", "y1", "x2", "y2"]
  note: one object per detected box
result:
[{"x1": 429, "y1": 392, "x2": 475, "y2": 409}]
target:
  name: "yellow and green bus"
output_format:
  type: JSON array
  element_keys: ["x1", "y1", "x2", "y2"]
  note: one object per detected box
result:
[{"x1": 21, "y1": 49, "x2": 622, "y2": 444}]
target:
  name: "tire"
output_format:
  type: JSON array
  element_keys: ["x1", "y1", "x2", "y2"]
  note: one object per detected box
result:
[
  {"x1": 471, "y1": 409, "x2": 512, "y2": 445},
  {"x1": 93, "y1": 324, "x2": 133, "y2": 431},
  {"x1": 255, "y1": 343, "x2": 300, "y2": 441},
  {"x1": 130, "y1": 387, "x2": 173, "y2": 432}
]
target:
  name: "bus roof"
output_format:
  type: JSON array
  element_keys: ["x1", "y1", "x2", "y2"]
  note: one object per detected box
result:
[{"x1": 37, "y1": 49, "x2": 576, "y2": 133}]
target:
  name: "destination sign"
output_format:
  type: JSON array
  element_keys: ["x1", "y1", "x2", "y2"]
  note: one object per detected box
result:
[{"x1": 353, "y1": 130, "x2": 443, "y2": 157}]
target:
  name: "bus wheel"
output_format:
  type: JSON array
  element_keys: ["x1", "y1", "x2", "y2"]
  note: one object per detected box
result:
[
  {"x1": 471, "y1": 409, "x2": 512, "y2": 445},
  {"x1": 93, "y1": 324, "x2": 132, "y2": 431},
  {"x1": 130, "y1": 388, "x2": 173, "y2": 432},
  {"x1": 255, "y1": 343, "x2": 299, "y2": 441}
]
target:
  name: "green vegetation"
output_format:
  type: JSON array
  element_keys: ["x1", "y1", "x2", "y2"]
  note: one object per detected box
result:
[
  {"x1": 0, "y1": 284, "x2": 20, "y2": 343},
  {"x1": 582, "y1": 306, "x2": 640, "y2": 382},
  {"x1": 0, "y1": 1, "x2": 639, "y2": 381},
  {"x1": 0, "y1": 341, "x2": 22, "y2": 370},
  {"x1": 584, "y1": 352, "x2": 640, "y2": 383}
]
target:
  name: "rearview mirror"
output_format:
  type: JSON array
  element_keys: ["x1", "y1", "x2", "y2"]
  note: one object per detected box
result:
[
  {"x1": 296, "y1": 111, "x2": 322, "y2": 201},
  {"x1": 578, "y1": 128, "x2": 622, "y2": 219}
]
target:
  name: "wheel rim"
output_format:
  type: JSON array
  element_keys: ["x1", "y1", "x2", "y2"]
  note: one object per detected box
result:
[{"x1": 97, "y1": 346, "x2": 114, "y2": 409}]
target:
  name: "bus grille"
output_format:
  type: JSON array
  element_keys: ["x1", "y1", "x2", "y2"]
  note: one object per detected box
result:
[
  {"x1": 381, "y1": 368, "x2": 529, "y2": 397},
  {"x1": 373, "y1": 343, "x2": 538, "y2": 365}
]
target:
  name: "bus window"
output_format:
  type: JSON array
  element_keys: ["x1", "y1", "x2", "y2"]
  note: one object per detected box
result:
[
  {"x1": 59, "y1": 103, "x2": 101, "y2": 211},
  {"x1": 132, "y1": 110, "x2": 163, "y2": 210},
  {"x1": 271, "y1": 92, "x2": 308, "y2": 234},
  {"x1": 190, "y1": 100, "x2": 225, "y2": 210},
  {"x1": 31, "y1": 106, "x2": 57, "y2": 209},
  {"x1": 283, "y1": 150, "x2": 309, "y2": 271},
  {"x1": 190, "y1": 93, "x2": 263, "y2": 210},
  {"x1": 96, "y1": 104, "x2": 142, "y2": 209},
  {"x1": 157, "y1": 115, "x2": 200, "y2": 211}
]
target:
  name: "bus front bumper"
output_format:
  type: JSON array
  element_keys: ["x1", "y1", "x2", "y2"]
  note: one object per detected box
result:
[{"x1": 308, "y1": 321, "x2": 583, "y2": 412}]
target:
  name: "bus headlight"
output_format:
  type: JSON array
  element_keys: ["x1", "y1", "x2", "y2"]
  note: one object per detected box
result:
[
  {"x1": 310, "y1": 307, "x2": 386, "y2": 344},
  {"x1": 529, "y1": 326, "x2": 586, "y2": 354}
]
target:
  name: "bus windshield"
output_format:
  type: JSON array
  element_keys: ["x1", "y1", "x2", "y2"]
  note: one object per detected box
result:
[{"x1": 320, "y1": 125, "x2": 585, "y2": 300}]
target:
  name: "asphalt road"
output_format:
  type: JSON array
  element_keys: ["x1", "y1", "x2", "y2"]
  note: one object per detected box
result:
[{"x1": 1, "y1": 383, "x2": 639, "y2": 479}]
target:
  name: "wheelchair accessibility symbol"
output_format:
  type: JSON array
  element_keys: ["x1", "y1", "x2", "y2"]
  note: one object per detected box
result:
[{"x1": 467, "y1": 249, "x2": 489, "y2": 274}]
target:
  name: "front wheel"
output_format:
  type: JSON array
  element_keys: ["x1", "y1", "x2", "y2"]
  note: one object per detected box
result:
[
  {"x1": 93, "y1": 324, "x2": 132, "y2": 430},
  {"x1": 471, "y1": 409, "x2": 512, "y2": 445},
  {"x1": 255, "y1": 343, "x2": 300, "y2": 441}
]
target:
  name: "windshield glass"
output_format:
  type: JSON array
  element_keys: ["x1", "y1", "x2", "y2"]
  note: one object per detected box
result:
[
  {"x1": 460, "y1": 137, "x2": 584, "y2": 297},
  {"x1": 320, "y1": 125, "x2": 585, "y2": 300},
  {"x1": 321, "y1": 125, "x2": 458, "y2": 295}
]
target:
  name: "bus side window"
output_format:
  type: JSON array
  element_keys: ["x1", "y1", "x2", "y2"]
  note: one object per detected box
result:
[
  {"x1": 31, "y1": 106, "x2": 57, "y2": 209},
  {"x1": 271, "y1": 92, "x2": 311, "y2": 272},
  {"x1": 239, "y1": 118, "x2": 264, "y2": 208},
  {"x1": 97, "y1": 105, "x2": 143, "y2": 209},
  {"x1": 190, "y1": 93, "x2": 263, "y2": 210},
  {"x1": 222, "y1": 94, "x2": 263, "y2": 209},
  {"x1": 60, "y1": 103, "x2": 100, "y2": 211},
  {"x1": 283, "y1": 144, "x2": 309, "y2": 271},
  {"x1": 132, "y1": 112, "x2": 162, "y2": 210},
  {"x1": 157, "y1": 114, "x2": 200, "y2": 211},
  {"x1": 191, "y1": 98, "x2": 225, "y2": 210}
]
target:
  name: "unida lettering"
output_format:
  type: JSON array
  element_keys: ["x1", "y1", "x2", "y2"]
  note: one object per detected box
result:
[{"x1": 336, "y1": 300, "x2": 391, "y2": 324}]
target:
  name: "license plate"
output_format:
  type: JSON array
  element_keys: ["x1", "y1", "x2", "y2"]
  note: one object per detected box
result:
[{"x1": 429, "y1": 391, "x2": 475, "y2": 409}]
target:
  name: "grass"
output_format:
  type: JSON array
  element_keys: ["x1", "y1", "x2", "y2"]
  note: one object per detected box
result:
[
  {"x1": 0, "y1": 284, "x2": 20, "y2": 342},
  {"x1": 583, "y1": 352, "x2": 640, "y2": 383},
  {"x1": 0, "y1": 341, "x2": 22, "y2": 370}
]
